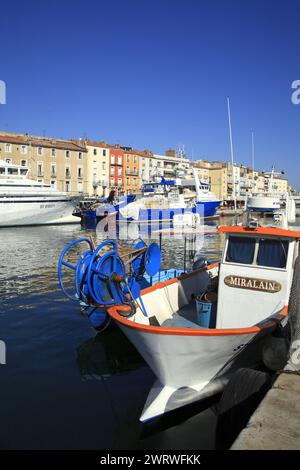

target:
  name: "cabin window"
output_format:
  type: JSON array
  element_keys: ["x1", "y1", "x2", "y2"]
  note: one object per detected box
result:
[
  {"x1": 257, "y1": 239, "x2": 289, "y2": 269},
  {"x1": 226, "y1": 236, "x2": 256, "y2": 264},
  {"x1": 8, "y1": 168, "x2": 18, "y2": 175}
]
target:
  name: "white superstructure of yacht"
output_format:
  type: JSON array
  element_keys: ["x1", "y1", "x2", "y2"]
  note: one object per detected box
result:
[{"x1": 0, "y1": 160, "x2": 80, "y2": 226}]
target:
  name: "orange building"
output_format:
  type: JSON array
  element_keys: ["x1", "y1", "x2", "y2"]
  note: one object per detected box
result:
[{"x1": 121, "y1": 147, "x2": 140, "y2": 193}]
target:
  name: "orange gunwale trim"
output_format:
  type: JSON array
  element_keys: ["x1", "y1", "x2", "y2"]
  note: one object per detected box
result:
[
  {"x1": 107, "y1": 263, "x2": 288, "y2": 336},
  {"x1": 218, "y1": 225, "x2": 300, "y2": 239}
]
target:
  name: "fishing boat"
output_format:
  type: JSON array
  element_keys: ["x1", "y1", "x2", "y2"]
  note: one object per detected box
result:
[
  {"x1": 117, "y1": 170, "x2": 220, "y2": 223},
  {"x1": 0, "y1": 160, "x2": 80, "y2": 226},
  {"x1": 58, "y1": 202, "x2": 298, "y2": 421}
]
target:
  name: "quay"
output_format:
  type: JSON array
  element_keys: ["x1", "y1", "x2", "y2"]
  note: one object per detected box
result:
[{"x1": 231, "y1": 371, "x2": 300, "y2": 450}]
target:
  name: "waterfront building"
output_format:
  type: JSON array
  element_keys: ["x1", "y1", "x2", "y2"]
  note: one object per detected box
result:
[
  {"x1": 121, "y1": 147, "x2": 140, "y2": 194},
  {"x1": 85, "y1": 141, "x2": 110, "y2": 197},
  {"x1": 153, "y1": 151, "x2": 190, "y2": 180},
  {"x1": 0, "y1": 131, "x2": 87, "y2": 194},
  {"x1": 192, "y1": 163, "x2": 210, "y2": 183},
  {"x1": 209, "y1": 166, "x2": 229, "y2": 201},
  {"x1": 109, "y1": 145, "x2": 124, "y2": 194}
]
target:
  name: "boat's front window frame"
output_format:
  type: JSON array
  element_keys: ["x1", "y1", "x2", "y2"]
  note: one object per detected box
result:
[{"x1": 223, "y1": 234, "x2": 291, "y2": 271}]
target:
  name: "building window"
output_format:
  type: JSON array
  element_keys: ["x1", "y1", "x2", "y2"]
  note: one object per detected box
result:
[
  {"x1": 51, "y1": 148, "x2": 56, "y2": 157},
  {"x1": 37, "y1": 147, "x2": 43, "y2": 156},
  {"x1": 126, "y1": 178, "x2": 129, "y2": 185},
  {"x1": 102, "y1": 162, "x2": 106, "y2": 170},
  {"x1": 78, "y1": 167, "x2": 83, "y2": 178},
  {"x1": 5, "y1": 144, "x2": 11, "y2": 153},
  {"x1": 77, "y1": 181, "x2": 83, "y2": 192},
  {"x1": 51, "y1": 164, "x2": 56, "y2": 177},
  {"x1": 51, "y1": 180, "x2": 57, "y2": 189},
  {"x1": 133, "y1": 178, "x2": 137, "y2": 186},
  {"x1": 20, "y1": 159, "x2": 27, "y2": 167},
  {"x1": 110, "y1": 178, "x2": 114, "y2": 185},
  {"x1": 103, "y1": 149, "x2": 106, "y2": 156},
  {"x1": 21, "y1": 145, "x2": 28, "y2": 155},
  {"x1": 110, "y1": 168, "x2": 114, "y2": 176},
  {"x1": 78, "y1": 152, "x2": 83, "y2": 160},
  {"x1": 118, "y1": 156, "x2": 122, "y2": 165},
  {"x1": 5, "y1": 158, "x2": 12, "y2": 164},
  {"x1": 133, "y1": 155, "x2": 137, "y2": 163},
  {"x1": 118, "y1": 167, "x2": 122, "y2": 176},
  {"x1": 37, "y1": 163, "x2": 43, "y2": 177},
  {"x1": 126, "y1": 154, "x2": 130, "y2": 162},
  {"x1": 93, "y1": 148, "x2": 97, "y2": 156},
  {"x1": 65, "y1": 150, "x2": 70, "y2": 158},
  {"x1": 111, "y1": 155, "x2": 115, "y2": 164},
  {"x1": 65, "y1": 181, "x2": 71, "y2": 192},
  {"x1": 65, "y1": 167, "x2": 71, "y2": 178}
]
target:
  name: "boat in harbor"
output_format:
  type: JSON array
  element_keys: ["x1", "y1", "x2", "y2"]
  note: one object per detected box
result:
[
  {"x1": 246, "y1": 165, "x2": 287, "y2": 213},
  {"x1": 0, "y1": 160, "x2": 80, "y2": 226},
  {"x1": 57, "y1": 203, "x2": 298, "y2": 422},
  {"x1": 116, "y1": 170, "x2": 221, "y2": 223}
]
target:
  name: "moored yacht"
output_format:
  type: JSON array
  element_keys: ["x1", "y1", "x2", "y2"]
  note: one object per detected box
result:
[{"x1": 0, "y1": 160, "x2": 80, "y2": 226}]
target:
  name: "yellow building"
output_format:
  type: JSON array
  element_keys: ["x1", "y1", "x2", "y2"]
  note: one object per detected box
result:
[
  {"x1": 209, "y1": 166, "x2": 228, "y2": 200},
  {"x1": 192, "y1": 163, "x2": 210, "y2": 183},
  {"x1": 0, "y1": 131, "x2": 87, "y2": 194},
  {"x1": 85, "y1": 141, "x2": 110, "y2": 197},
  {"x1": 273, "y1": 176, "x2": 288, "y2": 194}
]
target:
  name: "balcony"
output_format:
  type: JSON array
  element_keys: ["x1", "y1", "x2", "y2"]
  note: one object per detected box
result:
[
  {"x1": 110, "y1": 158, "x2": 123, "y2": 166},
  {"x1": 126, "y1": 170, "x2": 139, "y2": 176}
]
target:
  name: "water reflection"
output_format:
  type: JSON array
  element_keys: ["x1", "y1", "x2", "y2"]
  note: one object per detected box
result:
[
  {"x1": 0, "y1": 219, "x2": 225, "y2": 311},
  {"x1": 0, "y1": 217, "x2": 233, "y2": 449},
  {"x1": 76, "y1": 327, "x2": 145, "y2": 381}
]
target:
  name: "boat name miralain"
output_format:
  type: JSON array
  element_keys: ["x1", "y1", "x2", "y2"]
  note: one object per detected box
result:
[{"x1": 224, "y1": 275, "x2": 281, "y2": 293}]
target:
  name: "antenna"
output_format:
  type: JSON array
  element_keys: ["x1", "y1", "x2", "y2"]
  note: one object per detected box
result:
[
  {"x1": 251, "y1": 130, "x2": 255, "y2": 192},
  {"x1": 227, "y1": 97, "x2": 237, "y2": 213}
]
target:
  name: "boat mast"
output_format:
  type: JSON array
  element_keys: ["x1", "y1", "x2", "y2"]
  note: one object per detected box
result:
[
  {"x1": 227, "y1": 97, "x2": 237, "y2": 213},
  {"x1": 251, "y1": 130, "x2": 255, "y2": 194}
]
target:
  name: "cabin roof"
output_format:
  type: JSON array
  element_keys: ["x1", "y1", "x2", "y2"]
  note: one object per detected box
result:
[{"x1": 218, "y1": 225, "x2": 300, "y2": 239}]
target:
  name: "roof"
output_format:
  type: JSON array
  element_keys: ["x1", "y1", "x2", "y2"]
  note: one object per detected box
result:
[
  {"x1": 0, "y1": 134, "x2": 87, "y2": 152},
  {"x1": 217, "y1": 225, "x2": 300, "y2": 239}
]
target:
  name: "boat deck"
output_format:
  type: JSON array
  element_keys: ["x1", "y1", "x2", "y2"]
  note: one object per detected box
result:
[{"x1": 161, "y1": 299, "x2": 200, "y2": 328}]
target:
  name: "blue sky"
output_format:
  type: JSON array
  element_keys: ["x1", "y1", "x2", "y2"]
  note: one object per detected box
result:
[{"x1": 1, "y1": 0, "x2": 300, "y2": 187}]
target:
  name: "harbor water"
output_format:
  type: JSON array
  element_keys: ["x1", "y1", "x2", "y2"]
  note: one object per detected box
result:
[{"x1": 0, "y1": 219, "x2": 229, "y2": 450}]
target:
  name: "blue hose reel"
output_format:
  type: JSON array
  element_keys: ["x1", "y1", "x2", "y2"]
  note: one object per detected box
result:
[{"x1": 58, "y1": 237, "x2": 161, "y2": 329}]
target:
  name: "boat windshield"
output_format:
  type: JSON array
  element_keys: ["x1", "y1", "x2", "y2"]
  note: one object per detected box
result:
[
  {"x1": 257, "y1": 239, "x2": 288, "y2": 268},
  {"x1": 226, "y1": 236, "x2": 256, "y2": 264},
  {"x1": 225, "y1": 235, "x2": 289, "y2": 268}
]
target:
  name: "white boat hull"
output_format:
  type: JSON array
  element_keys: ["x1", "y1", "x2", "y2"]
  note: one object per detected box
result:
[
  {"x1": 0, "y1": 197, "x2": 80, "y2": 226},
  {"x1": 108, "y1": 267, "x2": 287, "y2": 421},
  {"x1": 247, "y1": 196, "x2": 281, "y2": 212}
]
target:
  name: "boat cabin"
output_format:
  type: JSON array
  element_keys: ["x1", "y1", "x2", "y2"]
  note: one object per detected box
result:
[
  {"x1": 0, "y1": 160, "x2": 29, "y2": 178},
  {"x1": 216, "y1": 226, "x2": 300, "y2": 328}
]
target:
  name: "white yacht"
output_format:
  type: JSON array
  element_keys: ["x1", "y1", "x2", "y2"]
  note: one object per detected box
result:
[
  {"x1": 0, "y1": 160, "x2": 80, "y2": 226},
  {"x1": 247, "y1": 165, "x2": 286, "y2": 213}
]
